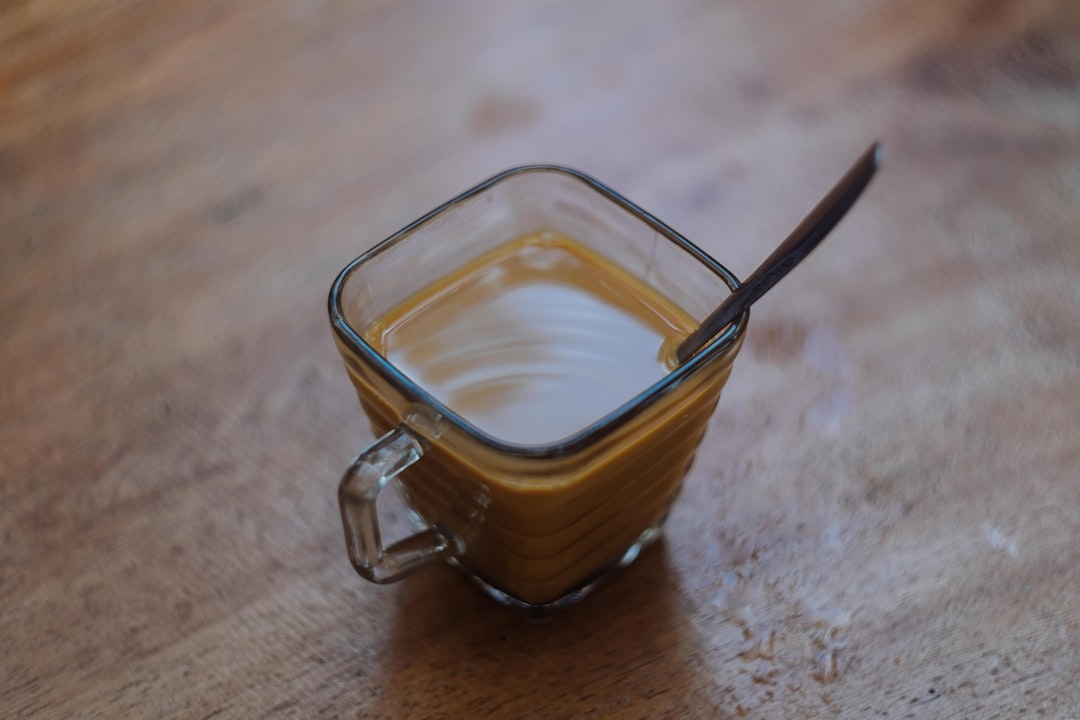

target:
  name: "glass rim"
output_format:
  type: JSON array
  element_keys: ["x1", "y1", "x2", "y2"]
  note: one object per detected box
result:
[{"x1": 328, "y1": 164, "x2": 748, "y2": 459}]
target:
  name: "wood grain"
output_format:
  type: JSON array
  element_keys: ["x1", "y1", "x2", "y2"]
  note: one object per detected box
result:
[{"x1": 3, "y1": 0, "x2": 1079, "y2": 717}]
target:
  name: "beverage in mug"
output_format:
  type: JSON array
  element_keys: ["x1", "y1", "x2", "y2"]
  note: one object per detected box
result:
[
  {"x1": 330, "y1": 166, "x2": 747, "y2": 608},
  {"x1": 366, "y1": 231, "x2": 690, "y2": 446}
]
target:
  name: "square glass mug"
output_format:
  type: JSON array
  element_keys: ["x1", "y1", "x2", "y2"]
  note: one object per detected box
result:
[{"x1": 329, "y1": 166, "x2": 748, "y2": 609}]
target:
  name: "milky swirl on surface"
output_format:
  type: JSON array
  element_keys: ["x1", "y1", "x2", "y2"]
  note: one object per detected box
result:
[{"x1": 373, "y1": 237, "x2": 691, "y2": 445}]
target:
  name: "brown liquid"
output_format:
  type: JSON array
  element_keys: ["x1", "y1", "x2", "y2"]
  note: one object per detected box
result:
[
  {"x1": 352, "y1": 232, "x2": 741, "y2": 604},
  {"x1": 365, "y1": 232, "x2": 692, "y2": 445}
]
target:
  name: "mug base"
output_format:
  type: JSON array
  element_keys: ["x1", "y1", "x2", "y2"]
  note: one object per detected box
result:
[{"x1": 449, "y1": 516, "x2": 668, "y2": 613}]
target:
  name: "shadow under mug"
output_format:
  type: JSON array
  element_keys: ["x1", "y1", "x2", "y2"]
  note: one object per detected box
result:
[{"x1": 328, "y1": 166, "x2": 748, "y2": 609}]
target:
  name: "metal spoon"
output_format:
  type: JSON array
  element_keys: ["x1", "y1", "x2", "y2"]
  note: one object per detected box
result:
[{"x1": 675, "y1": 142, "x2": 882, "y2": 364}]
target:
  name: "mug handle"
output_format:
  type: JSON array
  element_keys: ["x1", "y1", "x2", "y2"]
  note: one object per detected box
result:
[{"x1": 338, "y1": 426, "x2": 458, "y2": 583}]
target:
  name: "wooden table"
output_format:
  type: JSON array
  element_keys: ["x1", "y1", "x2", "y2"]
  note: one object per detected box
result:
[{"x1": 4, "y1": 0, "x2": 1079, "y2": 717}]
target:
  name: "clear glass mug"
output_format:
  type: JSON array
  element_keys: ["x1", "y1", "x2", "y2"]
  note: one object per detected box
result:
[{"x1": 329, "y1": 166, "x2": 748, "y2": 609}]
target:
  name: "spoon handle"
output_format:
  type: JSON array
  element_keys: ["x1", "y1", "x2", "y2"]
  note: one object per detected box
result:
[{"x1": 675, "y1": 142, "x2": 882, "y2": 364}]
